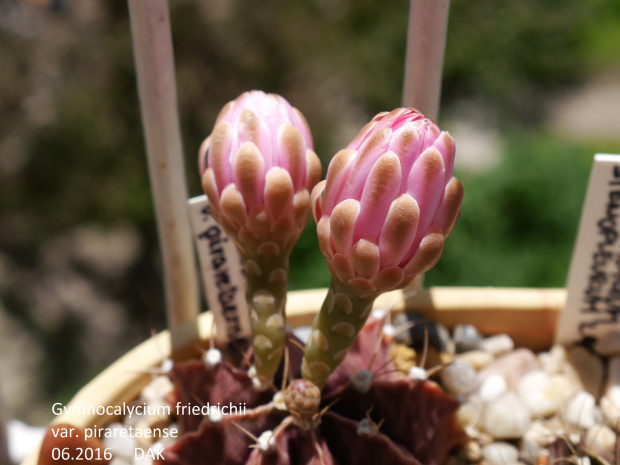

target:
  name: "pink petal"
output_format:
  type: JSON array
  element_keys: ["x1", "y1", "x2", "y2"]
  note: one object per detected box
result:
[
  {"x1": 406, "y1": 146, "x2": 445, "y2": 247},
  {"x1": 322, "y1": 149, "x2": 356, "y2": 215},
  {"x1": 403, "y1": 229, "x2": 445, "y2": 277},
  {"x1": 220, "y1": 184, "x2": 247, "y2": 228},
  {"x1": 276, "y1": 124, "x2": 305, "y2": 190},
  {"x1": 378, "y1": 194, "x2": 420, "y2": 267},
  {"x1": 311, "y1": 180, "x2": 326, "y2": 222},
  {"x1": 432, "y1": 131, "x2": 456, "y2": 181},
  {"x1": 433, "y1": 177, "x2": 464, "y2": 236},
  {"x1": 237, "y1": 109, "x2": 273, "y2": 171},
  {"x1": 349, "y1": 239, "x2": 381, "y2": 280},
  {"x1": 201, "y1": 168, "x2": 220, "y2": 206},
  {"x1": 340, "y1": 128, "x2": 392, "y2": 202},
  {"x1": 330, "y1": 199, "x2": 361, "y2": 256},
  {"x1": 388, "y1": 125, "x2": 423, "y2": 189},
  {"x1": 208, "y1": 122, "x2": 234, "y2": 194},
  {"x1": 347, "y1": 120, "x2": 380, "y2": 151},
  {"x1": 264, "y1": 167, "x2": 294, "y2": 219},
  {"x1": 233, "y1": 142, "x2": 266, "y2": 209},
  {"x1": 317, "y1": 216, "x2": 333, "y2": 259},
  {"x1": 355, "y1": 152, "x2": 402, "y2": 242}
]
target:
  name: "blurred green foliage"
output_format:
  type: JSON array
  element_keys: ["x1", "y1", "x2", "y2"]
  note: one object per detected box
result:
[
  {"x1": 430, "y1": 134, "x2": 620, "y2": 287},
  {"x1": 0, "y1": 0, "x2": 620, "y2": 418},
  {"x1": 444, "y1": 0, "x2": 597, "y2": 124}
]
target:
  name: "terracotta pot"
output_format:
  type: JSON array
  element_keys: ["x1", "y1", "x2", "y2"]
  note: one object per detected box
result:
[{"x1": 21, "y1": 286, "x2": 566, "y2": 465}]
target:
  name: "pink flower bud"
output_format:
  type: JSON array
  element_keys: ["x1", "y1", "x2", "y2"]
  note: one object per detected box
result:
[
  {"x1": 199, "y1": 90, "x2": 322, "y2": 256},
  {"x1": 312, "y1": 108, "x2": 463, "y2": 294},
  {"x1": 199, "y1": 91, "x2": 322, "y2": 389}
]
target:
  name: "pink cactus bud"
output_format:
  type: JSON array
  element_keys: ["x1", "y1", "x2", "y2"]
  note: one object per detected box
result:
[
  {"x1": 199, "y1": 90, "x2": 322, "y2": 257},
  {"x1": 312, "y1": 108, "x2": 463, "y2": 294},
  {"x1": 199, "y1": 91, "x2": 322, "y2": 390}
]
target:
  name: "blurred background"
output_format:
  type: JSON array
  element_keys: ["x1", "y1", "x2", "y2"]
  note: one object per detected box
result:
[{"x1": 0, "y1": 0, "x2": 619, "y2": 427}]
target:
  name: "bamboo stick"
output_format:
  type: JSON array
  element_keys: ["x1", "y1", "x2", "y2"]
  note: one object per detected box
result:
[
  {"x1": 401, "y1": 0, "x2": 451, "y2": 290},
  {"x1": 401, "y1": 0, "x2": 451, "y2": 121},
  {"x1": 127, "y1": 0, "x2": 199, "y2": 339},
  {"x1": 0, "y1": 394, "x2": 9, "y2": 465}
]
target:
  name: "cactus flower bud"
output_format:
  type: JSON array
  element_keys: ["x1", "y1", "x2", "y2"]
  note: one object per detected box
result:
[
  {"x1": 199, "y1": 91, "x2": 322, "y2": 389},
  {"x1": 302, "y1": 108, "x2": 463, "y2": 388},
  {"x1": 200, "y1": 91, "x2": 321, "y2": 253}
]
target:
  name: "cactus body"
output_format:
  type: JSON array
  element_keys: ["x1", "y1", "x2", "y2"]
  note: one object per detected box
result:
[{"x1": 157, "y1": 317, "x2": 465, "y2": 465}]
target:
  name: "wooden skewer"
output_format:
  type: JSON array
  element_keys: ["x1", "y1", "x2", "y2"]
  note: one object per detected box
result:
[
  {"x1": 0, "y1": 393, "x2": 8, "y2": 465},
  {"x1": 401, "y1": 0, "x2": 451, "y2": 289},
  {"x1": 127, "y1": 0, "x2": 200, "y2": 342},
  {"x1": 402, "y1": 0, "x2": 451, "y2": 121}
]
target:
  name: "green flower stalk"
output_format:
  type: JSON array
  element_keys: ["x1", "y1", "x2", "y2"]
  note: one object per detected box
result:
[
  {"x1": 199, "y1": 91, "x2": 322, "y2": 390},
  {"x1": 303, "y1": 108, "x2": 464, "y2": 388}
]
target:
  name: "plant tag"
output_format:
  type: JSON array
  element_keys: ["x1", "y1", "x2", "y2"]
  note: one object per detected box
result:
[
  {"x1": 557, "y1": 154, "x2": 620, "y2": 346},
  {"x1": 188, "y1": 195, "x2": 251, "y2": 344}
]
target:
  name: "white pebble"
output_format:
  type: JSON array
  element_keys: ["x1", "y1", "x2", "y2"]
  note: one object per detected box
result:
[
  {"x1": 479, "y1": 349, "x2": 540, "y2": 391},
  {"x1": 523, "y1": 420, "x2": 556, "y2": 446},
  {"x1": 440, "y1": 359, "x2": 479, "y2": 396},
  {"x1": 564, "y1": 391, "x2": 597, "y2": 429},
  {"x1": 103, "y1": 423, "x2": 136, "y2": 458},
  {"x1": 480, "y1": 334, "x2": 514, "y2": 356},
  {"x1": 519, "y1": 439, "x2": 541, "y2": 465},
  {"x1": 458, "y1": 350, "x2": 494, "y2": 370},
  {"x1": 550, "y1": 373, "x2": 578, "y2": 404},
  {"x1": 6, "y1": 419, "x2": 46, "y2": 464},
  {"x1": 457, "y1": 402, "x2": 482, "y2": 428},
  {"x1": 141, "y1": 376, "x2": 174, "y2": 404},
  {"x1": 479, "y1": 375, "x2": 507, "y2": 403},
  {"x1": 134, "y1": 450, "x2": 154, "y2": 465},
  {"x1": 584, "y1": 425, "x2": 617, "y2": 462},
  {"x1": 292, "y1": 325, "x2": 312, "y2": 344},
  {"x1": 600, "y1": 386, "x2": 620, "y2": 431},
  {"x1": 465, "y1": 440, "x2": 482, "y2": 462},
  {"x1": 540, "y1": 345, "x2": 567, "y2": 374},
  {"x1": 482, "y1": 393, "x2": 531, "y2": 439},
  {"x1": 594, "y1": 330, "x2": 620, "y2": 356},
  {"x1": 453, "y1": 324, "x2": 483, "y2": 353},
  {"x1": 151, "y1": 441, "x2": 166, "y2": 455},
  {"x1": 481, "y1": 442, "x2": 519, "y2": 465},
  {"x1": 518, "y1": 370, "x2": 560, "y2": 417}
]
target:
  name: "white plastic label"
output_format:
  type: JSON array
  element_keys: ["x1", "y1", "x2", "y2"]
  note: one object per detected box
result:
[
  {"x1": 188, "y1": 195, "x2": 250, "y2": 344},
  {"x1": 557, "y1": 154, "x2": 620, "y2": 345}
]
